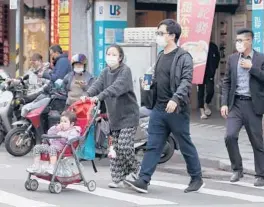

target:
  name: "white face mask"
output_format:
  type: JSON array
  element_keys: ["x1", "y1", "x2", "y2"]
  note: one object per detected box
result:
[
  {"x1": 106, "y1": 56, "x2": 119, "y2": 68},
  {"x1": 74, "y1": 67, "x2": 84, "y2": 74},
  {"x1": 236, "y1": 42, "x2": 246, "y2": 53},
  {"x1": 156, "y1": 35, "x2": 168, "y2": 47}
]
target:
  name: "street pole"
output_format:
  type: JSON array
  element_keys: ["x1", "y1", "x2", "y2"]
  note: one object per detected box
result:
[
  {"x1": 15, "y1": 0, "x2": 24, "y2": 77},
  {"x1": 86, "y1": 0, "x2": 94, "y2": 75}
]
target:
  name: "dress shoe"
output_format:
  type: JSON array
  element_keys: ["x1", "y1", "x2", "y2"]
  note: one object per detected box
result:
[
  {"x1": 254, "y1": 177, "x2": 264, "y2": 187},
  {"x1": 230, "y1": 171, "x2": 243, "y2": 182}
]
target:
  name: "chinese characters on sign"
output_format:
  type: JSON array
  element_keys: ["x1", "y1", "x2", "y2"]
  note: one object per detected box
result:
[
  {"x1": 177, "y1": 0, "x2": 216, "y2": 84},
  {"x1": 0, "y1": 4, "x2": 9, "y2": 66},
  {"x1": 59, "y1": 0, "x2": 71, "y2": 53},
  {"x1": 252, "y1": 1, "x2": 264, "y2": 53},
  {"x1": 50, "y1": 0, "x2": 59, "y2": 45}
]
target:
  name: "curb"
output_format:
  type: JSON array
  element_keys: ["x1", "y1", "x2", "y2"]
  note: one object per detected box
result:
[{"x1": 170, "y1": 153, "x2": 255, "y2": 176}]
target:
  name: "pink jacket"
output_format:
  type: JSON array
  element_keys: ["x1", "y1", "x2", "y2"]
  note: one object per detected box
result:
[{"x1": 47, "y1": 125, "x2": 81, "y2": 150}]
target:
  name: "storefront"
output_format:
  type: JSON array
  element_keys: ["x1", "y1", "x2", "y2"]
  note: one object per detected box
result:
[{"x1": 135, "y1": 0, "x2": 248, "y2": 110}]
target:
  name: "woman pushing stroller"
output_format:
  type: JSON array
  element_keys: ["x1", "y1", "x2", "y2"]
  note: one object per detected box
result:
[{"x1": 81, "y1": 44, "x2": 140, "y2": 188}]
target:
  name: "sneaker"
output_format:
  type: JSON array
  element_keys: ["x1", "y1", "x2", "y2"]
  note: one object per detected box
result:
[
  {"x1": 46, "y1": 165, "x2": 55, "y2": 174},
  {"x1": 108, "y1": 182, "x2": 124, "y2": 188},
  {"x1": 204, "y1": 104, "x2": 212, "y2": 116},
  {"x1": 184, "y1": 178, "x2": 205, "y2": 193},
  {"x1": 26, "y1": 164, "x2": 40, "y2": 173},
  {"x1": 126, "y1": 166, "x2": 141, "y2": 181},
  {"x1": 124, "y1": 179, "x2": 148, "y2": 193},
  {"x1": 254, "y1": 177, "x2": 264, "y2": 187}
]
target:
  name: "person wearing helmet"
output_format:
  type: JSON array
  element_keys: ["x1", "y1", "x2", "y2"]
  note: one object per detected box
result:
[{"x1": 63, "y1": 53, "x2": 94, "y2": 106}]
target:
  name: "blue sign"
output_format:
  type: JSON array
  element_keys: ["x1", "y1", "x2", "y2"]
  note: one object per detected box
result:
[
  {"x1": 252, "y1": 0, "x2": 264, "y2": 52},
  {"x1": 94, "y1": 1, "x2": 127, "y2": 77}
]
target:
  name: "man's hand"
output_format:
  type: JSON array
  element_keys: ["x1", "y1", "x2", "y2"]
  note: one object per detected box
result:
[
  {"x1": 220, "y1": 105, "x2": 229, "y2": 119},
  {"x1": 240, "y1": 59, "x2": 252, "y2": 70},
  {"x1": 166, "y1": 100, "x2": 177, "y2": 113}
]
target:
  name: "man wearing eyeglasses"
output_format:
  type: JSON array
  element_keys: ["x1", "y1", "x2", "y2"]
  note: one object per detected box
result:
[
  {"x1": 124, "y1": 19, "x2": 203, "y2": 194},
  {"x1": 221, "y1": 28, "x2": 264, "y2": 186}
]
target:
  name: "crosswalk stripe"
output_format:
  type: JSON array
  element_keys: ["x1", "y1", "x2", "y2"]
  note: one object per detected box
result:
[
  {"x1": 213, "y1": 180, "x2": 264, "y2": 190},
  {"x1": 151, "y1": 180, "x2": 264, "y2": 203},
  {"x1": 37, "y1": 180, "x2": 176, "y2": 205},
  {"x1": 0, "y1": 190, "x2": 56, "y2": 207}
]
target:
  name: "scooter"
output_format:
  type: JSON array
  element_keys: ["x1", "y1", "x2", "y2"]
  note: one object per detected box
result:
[
  {"x1": 4, "y1": 84, "x2": 67, "y2": 157},
  {"x1": 134, "y1": 109, "x2": 179, "y2": 164}
]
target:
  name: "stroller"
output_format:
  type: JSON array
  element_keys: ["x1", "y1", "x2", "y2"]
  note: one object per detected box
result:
[{"x1": 24, "y1": 99, "x2": 100, "y2": 194}]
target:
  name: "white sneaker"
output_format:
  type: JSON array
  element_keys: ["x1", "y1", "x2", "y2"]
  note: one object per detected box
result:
[
  {"x1": 108, "y1": 182, "x2": 124, "y2": 188},
  {"x1": 26, "y1": 164, "x2": 40, "y2": 173},
  {"x1": 204, "y1": 104, "x2": 212, "y2": 116},
  {"x1": 46, "y1": 165, "x2": 55, "y2": 174}
]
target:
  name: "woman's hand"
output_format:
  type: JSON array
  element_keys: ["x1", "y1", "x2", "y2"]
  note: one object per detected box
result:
[{"x1": 80, "y1": 96, "x2": 87, "y2": 102}]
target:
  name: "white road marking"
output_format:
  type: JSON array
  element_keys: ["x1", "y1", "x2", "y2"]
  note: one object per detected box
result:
[
  {"x1": 213, "y1": 180, "x2": 264, "y2": 190},
  {"x1": 37, "y1": 180, "x2": 176, "y2": 206},
  {"x1": 151, "y1": 180, "x2": 264, "y2": 203},
  {"x1": 0, "y1": 190, "x2": 56, "y2": 207},
  {"x1": 0, "y1": 164, "x2": 11, "y2": 168}
]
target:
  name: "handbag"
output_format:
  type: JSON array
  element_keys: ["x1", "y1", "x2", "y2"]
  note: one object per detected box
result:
[{"x1": 140, "y1": 80, "x2": 157, "y2": 109}]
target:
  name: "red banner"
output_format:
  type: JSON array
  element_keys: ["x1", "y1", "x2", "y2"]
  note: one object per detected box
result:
[{"x1": 177, "y1": 0, "x2": 216, "y2": 84}]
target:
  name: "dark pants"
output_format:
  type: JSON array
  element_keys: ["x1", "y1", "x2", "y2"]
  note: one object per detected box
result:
[
  {"x1": 139, "y1": 107, "x2": 202, "y2": 183},
  {"x1": 198, "y1": 78, "x2": 214, "y2": 108},
  {"x1": 225, "y1": 98, "x2": 264, "y2": 177}
]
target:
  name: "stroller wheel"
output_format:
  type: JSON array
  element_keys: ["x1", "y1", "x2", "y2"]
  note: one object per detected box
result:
[
  {"x1": 49, "y1": 184, "x2": 55, "y2": 193},
  {"x1": 87, "y1": 180, "x2": 96, "y2": 192},
  {"x1": 29, "y1": 179, "x2": 39, "y2": 191},
  {"x1": 24, "y1": 180, "x2": 31, "y2": 191},
  {"x1": 53, "y1": 182, "x2": 62, "y2": 194}
]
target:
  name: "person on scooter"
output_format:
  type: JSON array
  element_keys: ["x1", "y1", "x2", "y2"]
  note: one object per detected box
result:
[
  {"x1": 40, "y1": 44, "x2": 71, "y2": 82},
  {"x1": 81, "y1": 44, "x2": 140, "y2": 188},
  {"x1": 63, "y1": 53, "x2": 95, "y2": 106},
  {"x1": 26, "y1": 111, "x2": 81, "y2": 174}
]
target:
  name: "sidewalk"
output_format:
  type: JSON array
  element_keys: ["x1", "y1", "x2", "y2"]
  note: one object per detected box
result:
[{"x1": 162, "y1": 108, "x2": 255, "y2": 176}]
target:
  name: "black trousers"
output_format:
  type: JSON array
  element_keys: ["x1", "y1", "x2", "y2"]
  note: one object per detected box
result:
[
  {"x1": 197, "y1": 77, "x2": 214, "y2": 109},
  {"x1": 225, "y1": 97, "x2": 264, "y2": 177}
]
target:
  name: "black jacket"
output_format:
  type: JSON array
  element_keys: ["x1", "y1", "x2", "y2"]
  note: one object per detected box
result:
[
  {"x1": 204, "y1": 42, "x2": 220, "y2": 80},
  {"x1": 153, "y1": 47, "x2": 193, "y2": 112},
  {"x1": 221, "y1": 50, "x2": 264, "y2": 115}
]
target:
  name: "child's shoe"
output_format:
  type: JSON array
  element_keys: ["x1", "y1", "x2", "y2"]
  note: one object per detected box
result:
[
  {"x1": 108, "y1": 181, "x2": 124, "y2": 188},
  {"x1": 26, "y1": 163, "x2": 41, "y2": 173},
  {"x1": 46, "y1": 165, "x2": 55, "y2": 174}
]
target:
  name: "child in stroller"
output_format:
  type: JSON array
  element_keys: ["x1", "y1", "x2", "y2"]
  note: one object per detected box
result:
[
  {"x1": 24, "y1": 99, "x2": 99, "y2": 194},
  {"x1": 27, "y1": 111, "x2": 81, "y2": 174}
]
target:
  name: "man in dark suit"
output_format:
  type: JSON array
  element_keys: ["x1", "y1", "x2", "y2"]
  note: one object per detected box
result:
[{"x1": 221, "y1": 28, "x2": 264, "y2": 186}]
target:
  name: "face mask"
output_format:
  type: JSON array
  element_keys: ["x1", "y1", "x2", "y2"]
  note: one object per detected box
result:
[
  {"x1": 156, "y1": 35, "x2": 168, "y2": 47},
  {"x1": 74, "y1": 67, "x2": 84, "y2": 74},
  {"x1": 236, "y1": 42, "x2": 246, "y2": 53},
  {"x1": 106, "y1": 56, "x2": 119, "y2": 68}
]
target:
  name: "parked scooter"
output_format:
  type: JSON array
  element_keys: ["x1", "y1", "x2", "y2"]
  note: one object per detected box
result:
[
  {"x1": 4, "y1": 84, "x2": 67, "y2": 157},
  {"x1": 134, "y1": 107, "x2": 179, "y2": 164},
  {"x1": 0, "y1": 78, "x2": 28, "y2": 145}
]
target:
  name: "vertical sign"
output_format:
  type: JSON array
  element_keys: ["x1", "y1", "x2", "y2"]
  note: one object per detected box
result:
[
  {"x1": 0, "y1": 4, "x2": 9, "y2": 66},
  {"x1": 59, "y1": 0, "x2": 71, "y2": 56},
  {"x1": 94, "y1": 1, "x2": 127, "y2": 76},
  {"x1": 252, "y1": 0, "x2": 264, "y2": 53},
  {"x1": 50, "y1": 0, "x2": 59, "y2": 45},
  {"x1": 177, "y1": 0, "x2": 216, "y2": 84}
]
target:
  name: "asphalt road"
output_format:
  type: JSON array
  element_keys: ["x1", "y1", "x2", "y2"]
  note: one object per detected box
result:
[{"x1": 0, "y1": 146, "x2": 264, "y2": 207}]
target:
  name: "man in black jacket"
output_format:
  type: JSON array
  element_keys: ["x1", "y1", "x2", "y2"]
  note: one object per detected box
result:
[
  {"x1": 198, "y1": 41, "x2": 220, "y2": 119},
  {"x1": 221, "y1": 28, "x2": 264, "y2": 186},
  {"x1": 124, "y1": 19, "x2": 203, "y2": 194}
]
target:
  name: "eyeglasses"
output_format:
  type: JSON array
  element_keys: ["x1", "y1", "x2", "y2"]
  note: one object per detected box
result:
[
  {"x1": 155, "y1": 31, "x2": 170, "y2": 36},
  {"x1": 236, "y1": 39, "x2": 250, "y2": 43}
]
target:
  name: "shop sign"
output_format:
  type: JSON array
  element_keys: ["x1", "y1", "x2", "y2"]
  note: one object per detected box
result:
[
  {"x1": 252, "y1": 0, "x2": 264, "y2": 53},
  {"x1": 9, "y1": 0, "x2": 17, "y2": 9},
  {"x1": 177, "y1": 0, "x2": 216, "y2": 84},
  {"x1": 137, "y1": 0, "x2": 238, "y2": 5}
]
